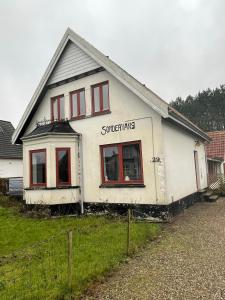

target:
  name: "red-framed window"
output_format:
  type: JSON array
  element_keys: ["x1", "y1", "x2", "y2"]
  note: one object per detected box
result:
[
  {"x1": 51, "y1": 94, "x2": 65, "y2": 121},
  {"x1": 92, "y1": 81, "x2": 110, "y2": 115},
  {"x1": 56, "y1": 148, "x2": 71, "y2": 187},
  {"x1": 30, "y1": 149, "x2": 47, "y2": 187},
  {"x1": 70, "y1": 88, "x2": 86, "y2": 119},
  {"x1": 100, "y1": 141, "x2": 144, "y2": 185}
]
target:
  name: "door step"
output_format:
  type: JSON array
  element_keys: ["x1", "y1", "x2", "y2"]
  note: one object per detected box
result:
[
  {"x1": 207, "y1": 195, "x2": 219, "y2": 202},
  {"x1": 203, "y1": 191, "x2": 214, "y2": 202}
]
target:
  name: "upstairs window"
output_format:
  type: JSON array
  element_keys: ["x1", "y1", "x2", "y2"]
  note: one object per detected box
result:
[
  {"x1": 51, "y1": 95, "x2": 65, "y2": 121},
  {"x1": 56, "y1": 148, "x2": 71, "y2": 187},
  {"x1": 30, "y1": 149, "x2": 46, "y2": 187},
  {"x1": 100, "y1": 141, "x2": 143, "y2": 185},
  {"x1": 92, "y1": 81, "x2": 109, "y2": 115},
  {"x1": 70, "y1": 88, "x2": 86, "y2": 119}
]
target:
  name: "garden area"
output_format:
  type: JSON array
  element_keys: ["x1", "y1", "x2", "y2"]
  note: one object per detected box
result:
[{"x1": 0, "y1": 196, "x2": 161, "y2": 299}]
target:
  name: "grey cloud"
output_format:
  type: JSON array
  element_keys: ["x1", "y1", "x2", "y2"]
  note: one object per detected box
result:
[{"x1": 0, "y1": 0, "x2": 224, "y2": 126}]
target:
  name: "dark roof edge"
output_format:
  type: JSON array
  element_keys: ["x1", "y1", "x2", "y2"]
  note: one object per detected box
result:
[
  {"x1": 168, "y1": 107, "x2": 211, "y2": 142},
  {"x1": 207, "y1": 157, "x2": 224, "y2": 163},
  {"x1": 0, "y1": 156, "x2": 22, "y2": 159},
  {"x1": 165, "y1": 111, "x2": 211, "y2": 142},
  {"x1": 21, "y1": 132, "x2": 80, "y2": 141}
]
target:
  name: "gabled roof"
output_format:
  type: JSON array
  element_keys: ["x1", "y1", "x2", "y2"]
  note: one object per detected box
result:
[
  {"x1": 12, "y1": 27, "x2": 209, "y2": 144},
  {"x1": 0, "y1": 120, "x2": 22, "y2": 159},
  {"x1": 22, "y1": 120, "x2": 78, "y2": 140},
  {"x1": 12, "y1": 27, "x2": 169, "y2": 144}
]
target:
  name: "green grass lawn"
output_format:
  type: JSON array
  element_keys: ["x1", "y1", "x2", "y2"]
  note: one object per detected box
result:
[{"x1": 0, "y1": 196, "x2": 161, "y2": 299}]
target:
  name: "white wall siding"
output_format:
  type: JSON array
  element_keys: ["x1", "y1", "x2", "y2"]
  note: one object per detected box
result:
[
  {"x1": 23, "y1": 68, "x2": 208, "y2": 206},
  {"x1": 47, "y1": 40, "x2": 100, "y2": 85},
  {"x1": 162, "y1": 121, "x2": 208, "y2": 203},
  {"x1": 23, "y1": 135, "x2": 80, "y2": 205},
  {"x1": 24, "y1": 71, "x2": 166, "y2": 205},
  {"x1": 24, "y1": 189, "x2": 80, "y2": 205},
  {"x1": 0, "y1": 159, "x2": 23, "y2": 178}
]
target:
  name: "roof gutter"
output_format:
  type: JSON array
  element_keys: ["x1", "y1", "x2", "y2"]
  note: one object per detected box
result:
[
  {"x1": 167, "y1": 115, "x2": 211, "y2": 142},
  {"x1": 21, "y1": 132, "x2": 80, "y2": 141}
]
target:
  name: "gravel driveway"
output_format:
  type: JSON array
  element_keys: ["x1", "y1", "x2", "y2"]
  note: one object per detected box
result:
[{"x1": 83, "y1": 198, "x2": 225, "y2": 300}]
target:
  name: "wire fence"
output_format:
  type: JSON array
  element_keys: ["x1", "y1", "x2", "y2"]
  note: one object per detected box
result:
[
  {"x1": 0, "y1": 210, "x2": 159, "y2": 299},
  {"x1": 208, "y1": 174, "x2": 225, "y2": 191}
]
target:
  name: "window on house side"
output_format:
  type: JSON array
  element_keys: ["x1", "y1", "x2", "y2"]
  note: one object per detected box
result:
[
  {"x1": 30, "y1": 149, "x2": 46, "y2": 186},
  {"x1": 56, "y1": 148, "x2": 71, "y2": 186},
  {"x1": 51, "y1": 95, "x2": 65, "y2": 121},
  {"x1": 70, "y1": 89, "x2": 85, "y2": 119},
  {"x1": 92, "y1": 81, "x2": 109, "y2": 114},
  {"x1": 102, "y1": 146, "x2": 119, "y2": 181},
  {"x1": 101, "y1": 141, "x2": 143, "y2": 185}
]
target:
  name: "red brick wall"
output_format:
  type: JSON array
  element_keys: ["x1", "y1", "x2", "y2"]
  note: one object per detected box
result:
[{"x1": 206, "y1": 131, "x2": 225, "y2": 160}]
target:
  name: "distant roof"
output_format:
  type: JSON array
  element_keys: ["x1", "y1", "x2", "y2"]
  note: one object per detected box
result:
[
  {"x1": 22, "y1": 120, "x2": 78, "y2": 140},
  {"x1": 206, "y1": 131, "x2": 225, "y2": 160},
  {"x1": 0, "y1": 120, "x2": 22, "y2": 159}
]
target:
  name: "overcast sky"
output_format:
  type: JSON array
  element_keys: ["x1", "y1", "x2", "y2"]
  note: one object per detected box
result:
[{"x1": 0, "y1": 0, "x2": 225, "y2": 127}]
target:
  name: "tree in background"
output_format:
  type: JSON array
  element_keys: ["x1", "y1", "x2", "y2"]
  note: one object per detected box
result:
[{"x1": 170, "y1": 85, "x2": 225, "y2": 132}]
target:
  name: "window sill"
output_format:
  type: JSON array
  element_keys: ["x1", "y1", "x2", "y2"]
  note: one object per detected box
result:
[
  {"x1": 99, "y1": 183, "x2": 145, "y2": 188},
  {"x1": 30, "y1": 184, "x2": 46, "y2": 188},
  {"x1": 92, "y1": 110, "x2": 111, "y2": 117},
  {"x1": 25, "y1": 186, "x2": 80, "y2": 191},
  {"x1": 69, "y1": 110, "x2": 111, "y2": 122},
  {"x1": 70, "y1": 115, "x2": 86, "y2": 121}
]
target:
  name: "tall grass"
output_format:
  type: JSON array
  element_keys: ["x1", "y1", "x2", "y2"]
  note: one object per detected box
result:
[{"x1": 0, "y1": 197, "x2": 160, "y2": 299}]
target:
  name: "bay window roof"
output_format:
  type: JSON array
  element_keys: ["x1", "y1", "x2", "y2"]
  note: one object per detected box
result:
[{"x1": 22, "y1": 120, "x2": 78, "y2": 140}]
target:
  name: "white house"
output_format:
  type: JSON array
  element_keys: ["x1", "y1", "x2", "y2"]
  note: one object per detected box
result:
[
  {"x1": 12, "y1": 28, "x2": 210, "y2": 214},
  {"x1": 0, "y1": 120, "x2": 23, "y2": 178}
]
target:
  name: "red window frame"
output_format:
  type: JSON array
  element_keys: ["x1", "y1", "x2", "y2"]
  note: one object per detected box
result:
[
  {"x1": 56, "y1": 148, "x2": 71, "y2": 187},
  {"x1": 91, "y1": 81, "x2": 110, "y2": 116},
  {"x1": 29, "y1": 149, "x2": 47, "y2": 187},
  {"x1": 51, "y1": 94, "x2": 64, "y2": 121},
  {"x1": 70, "y1": 88, "x2": 86, "y2": 120},
  {"x1": 100, "y1": 141, "x2": 144, "y2": 185}
]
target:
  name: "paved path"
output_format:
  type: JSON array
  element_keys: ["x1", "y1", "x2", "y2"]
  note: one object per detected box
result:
[{"x1": 83, "y1": 198, "x2": 225, "y2": 300}]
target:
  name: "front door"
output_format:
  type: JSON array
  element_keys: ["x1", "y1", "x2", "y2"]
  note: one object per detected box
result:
[{"x1": 194, "y1": 150, "x2": 200, "y2": 190}]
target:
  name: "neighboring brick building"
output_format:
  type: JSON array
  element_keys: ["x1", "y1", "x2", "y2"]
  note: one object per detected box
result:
[
  {"x1": 206, "y1": 131, "x2": 225, "y2": 160},
  {"x1": 206, "y1": 131, "x2": 225, "y2": 183}
]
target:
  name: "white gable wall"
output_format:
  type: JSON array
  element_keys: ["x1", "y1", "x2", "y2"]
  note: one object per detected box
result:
[
  {"x1": 162, "y1": 121, "x2": 207, "y2": 203},
  {"x1": 24, "y1": 70, "x2": 167, "y2": 205},
  {"x1": 23, "y1": 70, "x2": 208, "y2": 206},
  {"x1": 47, "y1": 40, "x2": 100, "y2": 85},
  {"x1": 0, "y1": 159, "x2": 23, "y2": 178}
]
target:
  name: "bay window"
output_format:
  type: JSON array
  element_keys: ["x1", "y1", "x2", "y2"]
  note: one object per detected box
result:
[
  {"x1": 70, "y1": 88, "x2": 86, "y2": 119},
  {"x1": 51, "y1": 95, "x2": 65, "y2": 121},
  {"x1": 30, "y1": 149, "x2": 46, "y2": 187},
  {"x1": 56, "y1": 148, "x2": 71, "y2": 186},
  {"x1": 92, "y1": 81, "x2": 109, "y2": 115},
  {"x1": 100, "y1": 141, "x2": 143, "y2": 185}
]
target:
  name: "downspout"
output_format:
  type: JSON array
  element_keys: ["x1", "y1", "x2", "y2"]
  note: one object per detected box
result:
[
  {"x1": 77, "y1": 134, "x2": 84, "y2": 214},
  {"x1": 125, "y1": 116, "x2": 158, "y2": 202}
]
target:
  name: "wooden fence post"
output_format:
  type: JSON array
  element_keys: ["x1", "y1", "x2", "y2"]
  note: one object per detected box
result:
[
  {"x1": 127, "y1": 208, "x2": 131, "y2": 256},
  {"x1": 67, "y1": 230, "x2": 73, "y2": 291}
]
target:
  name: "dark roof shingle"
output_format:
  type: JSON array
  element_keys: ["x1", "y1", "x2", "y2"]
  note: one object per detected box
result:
[
  {"x1": 0, "y1": 121, "x2": 22, "y2": 159},
  {"x1": 24, "y1": 120, "x2": 78, "y2": 138}
]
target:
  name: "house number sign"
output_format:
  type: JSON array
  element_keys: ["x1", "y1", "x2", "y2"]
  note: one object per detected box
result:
[{"x1": 101, "y1": 121, "x2": 136, "y2": 135}]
